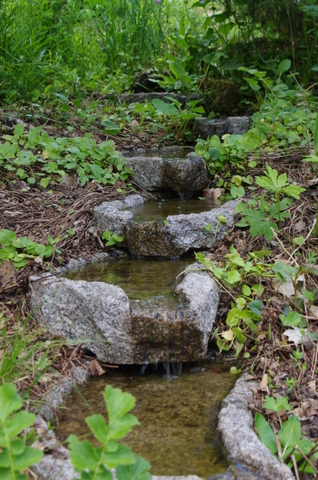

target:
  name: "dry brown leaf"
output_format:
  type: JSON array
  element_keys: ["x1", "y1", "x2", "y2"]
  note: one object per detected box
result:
[
  {"x1": 309, "y1": 306, "x2": 318, "y2": 318},
  {"x1": 308, "y1": 380, "x2": 316, "y2": 393},
  {"x1": 0, "y1": 259, "x2": 16, "y2": 284},
  {"x1": 89, "y1": 359, "x2": 105, "y2": 376},
  {"x1": 204, "y1": 188, "x2": 223, "y2": 200},
  {"x1": 259, "y1": 373, "x2": 269, "y2": 392}
]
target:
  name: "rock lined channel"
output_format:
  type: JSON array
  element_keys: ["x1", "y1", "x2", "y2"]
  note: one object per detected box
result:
[
  {"x1": 30, "y1": 257, "x2": 219, "y2": 364},
  {"x1": 29, "y1": 150, "x2": 295, "y2": 480}
]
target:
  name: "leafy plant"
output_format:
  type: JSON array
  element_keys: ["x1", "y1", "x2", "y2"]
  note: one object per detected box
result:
[
  {"x1": 68, "y1": 385, "x2": 151, "y2": 480},
  {"x1": 236, "y1": 164, "x2": 305, "y2": 240},
  {"x1": 0, "y1": 125, "x2": 132, "y2": 188},
  {"x1": 255, "y1": 413, "x2": 318, "y2": 474},
  {"x1": 0, "y1": 229, "x2": 56, "y2": 269},
  {"x1": 0, "y1": 383, "x2": 43, "y2": 479},
  {"x1": 196, "y1": 247, "x2": 273, "y2": 354},
  {"x1": 102, "y1": 231, "x2": 124, "y2": 247},
  {"x1": 152, "y1": 97, "x2": 204, "y2": 142}
]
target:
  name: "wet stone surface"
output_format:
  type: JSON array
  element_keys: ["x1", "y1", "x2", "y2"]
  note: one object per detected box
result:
[{"x1": 57, "y1": 364, "x2": 236, "y2": 479}]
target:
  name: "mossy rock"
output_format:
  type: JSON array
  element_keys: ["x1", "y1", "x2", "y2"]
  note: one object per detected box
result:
[{"x1": 203, "y1": 78, "x2": 242, "y2": 115}]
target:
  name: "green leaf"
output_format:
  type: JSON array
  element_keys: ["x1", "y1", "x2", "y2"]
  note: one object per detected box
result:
[
  {"x1": 263, "y1": 395, "x2": 291, "y2": 413},
  {"x1": 283, "y1": 185, "x2": 305, "y2": 199},
  {"x1": 227, "y1": 269, "x2": 241, "y2": 284},
  {"x1": 255, "y1": 413, "x2": 278, "y2": 455},
  {"x1": 116, "y1": 455, "x2": 151, "y2": 480},
  {"x1": 232, "y1": 327, "x2": 246, "y2": 343},
  {"x1": 6, "y1": 411, "x2": 36, "y2": 439},
  {"x1": 313, "y1": 111, "x2": 318, "y2": 155},
  {"x1": 102, "y1": 444, "x2": 136, "y2": 468},
  {"x1": 248, "y1": 300, "x2": 263, "y2": 317},
  {"x1": 67, "y1": 436, "x2": 100, "y2": 471},
  {"x1": 230, "y1": 185, "x2": 245, "y2": 198},
  {"x1": 12, "y1": 447, "x2": 43, "y2": 470},
  {"x1": 86, "y1": 415, "x2": 109, "y2": 444},
  {"x1": 242, "y1": 284, "x2": 251, "y2": 296},
  {"x1": 0, "y1": 230, "x2": 16, "y2": 247},
  {"x1": 101, "y1": 121, "x2": 121, "y2": 135},
  {"x1": 229, "y1": 366, "x2": 241, "y2": 375},
  {"x1": 0, "y1": 384, "x2": 22, "y2": 423},
  {"x1": 278, "y1": 416, "x2": 301, "y2": 451},
  {"x1": 54, "y1": 93, "x2": 69, "y2": 104},
  {"x1": 277, "y1": 59, "x2": 291, "y2": 73},
  {"x1": 273, "y1": 262, "x2": 297, "y2": 281},
  {"x1": 279, "y1": 311, "x2": 302, "y2": 328},
  {"x1": 204, "y1": 224, "x2": 212, "y2": 231},
  {"x1": 152, "y1": 99, "x2": 179, "y2": 116}
]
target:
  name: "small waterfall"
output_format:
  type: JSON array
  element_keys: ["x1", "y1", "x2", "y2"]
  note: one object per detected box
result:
[{"x1": 177, "y1": 191, "x2": 193, "y2": 200}]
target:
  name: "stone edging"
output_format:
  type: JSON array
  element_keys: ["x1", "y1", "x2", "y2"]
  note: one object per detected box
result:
[{"x1": 218, "y1": 375, "x2": 295, "y2": 480}]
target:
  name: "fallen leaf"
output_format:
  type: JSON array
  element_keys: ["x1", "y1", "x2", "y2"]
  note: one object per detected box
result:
[
  {"x1": 308, "y1": 380, "x2": 316, "y2": 393},
  {"x1": 61, "y1": 174, "x2": 78, "y2": 189},
  {"x1": 283, "y1": 328, "x2": 306, "y2": 345},
  {"x1": 259, "y1": 373, "x2": 269, "y2": 392},
  {"x1": 309, "y1": 306, "x2": 318, "y2": 318},
  {"x1": 294, "y1": 219, "x2": 306, "y2": 232},
  {"x1": 204, "y1": 188, "x2": 223, "y2": 200},
  {"x1": 89, "y1": 359, "x2": 105, "y2": 376},
  {"x1": 0, "y1": 259, "x2": 16, "y2": 284}
]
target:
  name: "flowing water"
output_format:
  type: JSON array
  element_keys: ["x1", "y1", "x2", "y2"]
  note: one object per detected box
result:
[
  {"x1": 66, "y1": 255, "x2": 197, "y2": 307},
  {"x1": 131, "y1": 197, "x2": 222, "y2": 223},
  {"x1": 57, "y1": 364, "x2": 236, "y2": 479}
]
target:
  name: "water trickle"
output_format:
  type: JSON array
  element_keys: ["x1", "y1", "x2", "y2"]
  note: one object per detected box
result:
[{"x1": 57, "y1": 364, "x2": 236, "y2": 479}]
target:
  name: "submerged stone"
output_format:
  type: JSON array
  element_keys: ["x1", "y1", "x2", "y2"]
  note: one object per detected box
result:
[{"x1": 29, "y1": 267, "x2": 219, "y2": 365}]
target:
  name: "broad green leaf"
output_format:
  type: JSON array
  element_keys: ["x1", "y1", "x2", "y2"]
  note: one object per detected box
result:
[
  {"x1": 278, "y1": 416, "x2": 301, "y2": 451},
  {"x1": 6, "y1": 411, "x2": 36, "y2": 439},
  {"x1": 116, "y1": 455, "x2": 151, "y2": 480},
  {"x1": 279, "y1": 311, "x2": 302, "y2": 327},
  {"x1": 86, "y1": 415, "x2": 109, "y2": 444},
  {"x1": 0, "y1": 230, "x2": 16, "y2": 247},
  {"x1": 108, "y1": 414, "x2": 140, "y2": 440},
  {"x1": 227, "y1": 269, "x2": 241, "y2": 284},
  {"x1": 255, "y1": 413, "x2": 278, "y2": 455},
  {"x1": 263, "y1": 395, "x2": 291, "y2": 412},
  {"x1": 283, "y1": 185, "x2": 306, "y2": 199},
  {"x1": 104, "y1": 386, "x2": 136, "y2": 422},
  {"x1": 232, "y1": 327, "x2": 246, "y2": 343},
  {"x1": 278, "y1": 59, "x2": 291, "y2": 73},
  {"x1": 152, "y1": 99, "x2": 179, "y2": 116},
  {"x1": 273, "y1": 262, "x2": 297, "y2": 281},
  {"x1": 13, "y1": 446, "x2": 43, "y2": 470},
  {"x1": 229, "y1": 366, "x2": 241, "y2": 375},
  {"x1": 67, "y1": 437, "x2": 100, "y2": 471},
  {"x1": 0, "y1": 384, "x2": 22, "y2": 423},
  {"x1": 102, "y1": 444, "x2": 136, "y2": 468},
  {"x1": 248, "y1": 300, "x2": 263, "y2": 317},
  {"x1": 242, "y1": 284, "x2": 251, "y2": 296},
  {"x1": 221, "y1": 330, "x2": 234, "y2": 341}
]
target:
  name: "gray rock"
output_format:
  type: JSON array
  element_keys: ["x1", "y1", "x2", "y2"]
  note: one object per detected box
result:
[
  {"x1": 218, "y1": 375, "x2": 295, "y2": 480},
  {"x1": 125, "y1": 200, "x2": 238, "y2": 257},
  {"x1": 124, "y1": 156, "x2": 165, "y2": 191},
  {"x1": 32, "y1": 451, "x2": 78, "y2": 480},
  {"x1": 29, "y1": 275, "x2": 134, "y2": 364},
  {"x1": 29, "y1": 265, "x2": 218, "y2": 365},
  {"x1": 124, "y1": 155, "x2": 208, "y2": 193},
  {"x1": 119, "y1": 92, "x2": 188, "y2": 106},
  {"x1": 93, "y1": 194, "x2": 145, "y2": 235},
  {"x1": 193, "y1": 116, "x2": 250, "y2": 140}
]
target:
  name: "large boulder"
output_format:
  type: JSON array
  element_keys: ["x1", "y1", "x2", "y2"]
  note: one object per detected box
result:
[
  {"x1": 193, "y1": 116, "x2": 250, "y2": 140},
  {"x1": 125, "y1": 200, "x2": 238, "y2": 257},
  {"x1": 29, "y1": 267, "x2": 219, "y2": 365},
  {"x1": 124, "y1": 154, "x2": 209, "y2": 194}
]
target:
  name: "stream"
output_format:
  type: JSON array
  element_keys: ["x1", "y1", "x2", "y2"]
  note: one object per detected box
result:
[
  {"x1": 58, "y1": 194, "x2": 237, "y2": 478},
  {"x1": 58, "y1": 364, "x2": 236, "y2": 479}
]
